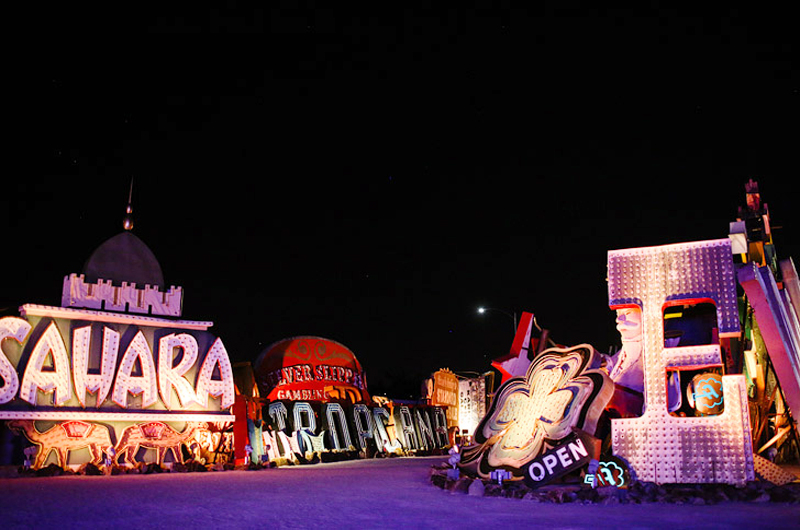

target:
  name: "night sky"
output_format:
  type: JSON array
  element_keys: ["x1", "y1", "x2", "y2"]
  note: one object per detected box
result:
[{"x1": 5, "y1": 7, "x2": 799, "y2": 398}]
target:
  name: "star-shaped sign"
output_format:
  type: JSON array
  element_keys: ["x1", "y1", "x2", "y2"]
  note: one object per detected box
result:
[{"x1": 491, "y1": 312, "x2": 536, "y2": 383}]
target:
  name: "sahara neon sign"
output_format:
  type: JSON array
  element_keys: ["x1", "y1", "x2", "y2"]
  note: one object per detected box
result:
[{"x1": 0, "y1": 315, "x2": 235, "y2": 415}]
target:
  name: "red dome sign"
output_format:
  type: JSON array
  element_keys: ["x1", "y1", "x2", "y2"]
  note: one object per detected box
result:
[{"x1": 254, "y1": 337, "x2": 370, "y2": 404}]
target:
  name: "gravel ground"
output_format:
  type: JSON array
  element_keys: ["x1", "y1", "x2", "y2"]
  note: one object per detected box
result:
[{"x1": 1, "y1": 456, "x2": 799, "y2": 529}]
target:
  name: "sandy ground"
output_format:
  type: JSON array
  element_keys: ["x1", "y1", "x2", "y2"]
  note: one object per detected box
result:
[{"x1": 0, "y1": 456, "x2": 798, "y2": 529}]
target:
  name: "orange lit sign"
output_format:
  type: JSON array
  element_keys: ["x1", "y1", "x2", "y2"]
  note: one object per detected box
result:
[{"x1": 254, "y1": 337, "x2": 370, "y2": 404}]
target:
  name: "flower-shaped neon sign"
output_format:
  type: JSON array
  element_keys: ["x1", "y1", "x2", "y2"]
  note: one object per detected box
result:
[{"x1": 460, "y1": 344, "x2": 613, "y2": 479}]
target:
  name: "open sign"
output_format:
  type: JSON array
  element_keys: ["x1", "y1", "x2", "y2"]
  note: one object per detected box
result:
[{"x1": 523, "y1": 431, "x2": 596, "y2": 488}]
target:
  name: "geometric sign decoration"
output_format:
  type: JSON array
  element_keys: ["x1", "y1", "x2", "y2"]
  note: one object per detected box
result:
[
  {"x1": 608, "y1": 239, "x2": 755, "y2": 485},
  {"x1": 459, "y1": 344, "x2": 613, "y2": 480}
]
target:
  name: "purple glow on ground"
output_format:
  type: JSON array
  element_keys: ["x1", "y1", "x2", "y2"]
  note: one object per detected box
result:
[{"x1": 1, "y1": 457, "x2": 797, "y2": 528}]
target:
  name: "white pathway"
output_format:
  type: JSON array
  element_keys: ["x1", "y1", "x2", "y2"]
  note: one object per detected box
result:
[{"x1": 0, "y1": 456, "x2": 797, "y2": 529}]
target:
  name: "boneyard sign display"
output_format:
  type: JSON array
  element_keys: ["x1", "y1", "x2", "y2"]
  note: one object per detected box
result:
[{"x1": 5, "y1": 180, "x2": 798, "y2": 483}]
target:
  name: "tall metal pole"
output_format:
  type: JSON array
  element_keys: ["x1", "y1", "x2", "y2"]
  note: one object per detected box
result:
[{"x1": 477, "y1": 306, "x2": 517, "y2": 335}]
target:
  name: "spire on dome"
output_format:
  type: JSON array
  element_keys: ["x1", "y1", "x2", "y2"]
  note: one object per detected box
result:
[
  {"x1": 61, "y1": 179, "x2": 183, "y2": 315},
  {"x1": 123, "y1": 177, "x2": 134, "y2": 231},
  {"x1": 79, "y1": 179, "x2": 164, "y2": 288}
]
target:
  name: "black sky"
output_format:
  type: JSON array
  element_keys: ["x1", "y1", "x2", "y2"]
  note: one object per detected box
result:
[{"x1": 5, "y1": 7, "x2": 799, "y2": 398}]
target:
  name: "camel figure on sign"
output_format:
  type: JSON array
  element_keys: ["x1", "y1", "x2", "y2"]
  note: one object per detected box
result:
[
  {"x1": 8, "y1": 419, "x2": 113, "y2": 469},
  {"x1": 115, "y1": 421, "x2": 206, "y2": 466}
]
